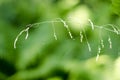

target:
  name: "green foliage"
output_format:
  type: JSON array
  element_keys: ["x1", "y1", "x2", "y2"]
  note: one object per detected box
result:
[
  {"x1": 0, "y1": 0, "x2": 120, "y2": 80},
  {"x1": 112, "y1": 0, "x2": 120, "y2": 16}
]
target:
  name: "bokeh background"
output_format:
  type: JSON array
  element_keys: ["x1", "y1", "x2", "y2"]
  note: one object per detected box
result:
[{"x1": 0, "y1": 0, "x2": 120, "y2": 80}]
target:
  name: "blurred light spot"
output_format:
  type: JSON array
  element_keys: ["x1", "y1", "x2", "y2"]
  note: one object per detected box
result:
[
  {"x1": 114, "y1": 57, "x2": 120, "y2": 80},
  {"x1": 67, "y1": 5, "x2": 90, "y2": 30}
]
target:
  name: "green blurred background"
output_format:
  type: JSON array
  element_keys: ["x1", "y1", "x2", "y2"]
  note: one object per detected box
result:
[{"x1": 0, "y1": 0, "x2": 120, "y2": 80}]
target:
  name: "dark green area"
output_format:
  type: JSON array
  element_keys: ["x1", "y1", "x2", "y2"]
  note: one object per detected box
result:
[{"x1": 0, "y1": 0, "x2": 120, "y2": 80}]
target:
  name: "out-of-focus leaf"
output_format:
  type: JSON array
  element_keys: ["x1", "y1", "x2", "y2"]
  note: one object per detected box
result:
[{"x1": 112, "y1": 0, "x2": 120, "y2": 16}]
